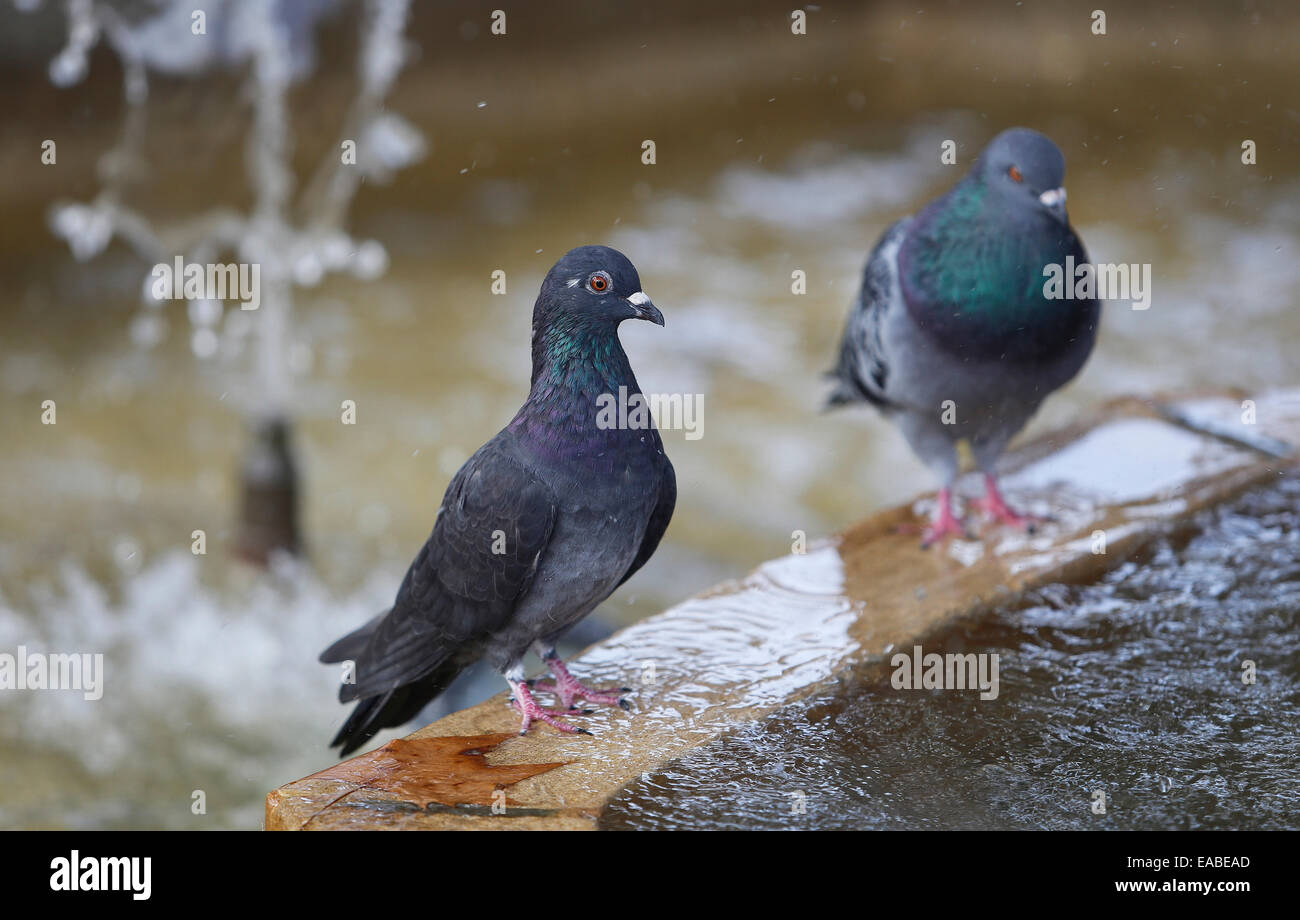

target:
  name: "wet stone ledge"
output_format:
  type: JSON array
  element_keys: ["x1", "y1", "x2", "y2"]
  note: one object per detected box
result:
[{"x1": 266, "y1": 388, "x2": 1300, "y2": 830}]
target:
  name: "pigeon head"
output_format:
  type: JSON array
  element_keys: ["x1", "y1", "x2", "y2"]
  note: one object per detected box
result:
[
  {"x1": 528, "y1": 245, "x2": 662, "y2": 394},
  {"x1": 976, "y1": 128, "x2": 1069, "y2": 223},
  {"x1": 899, "y1": 127, "x2": 1093, "y2": 362},
  {"x1": 536, "y1": 245, "x2": 663, "y2": 328}
]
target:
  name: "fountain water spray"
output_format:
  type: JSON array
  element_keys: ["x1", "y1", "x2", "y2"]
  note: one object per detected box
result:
[{"x1": 31, "y1": 0, "x2": 426, "y2": 563}]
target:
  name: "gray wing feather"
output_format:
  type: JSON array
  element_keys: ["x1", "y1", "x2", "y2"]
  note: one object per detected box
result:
[
  {"x1": 826, "y1": 217, "x2": 912, "y2": 410},
  {"x1": 617, "y1": 461, "x2": 676, "y2": 588},
  {"x1": 327, "y1": 437, "x2": 558, "y2": 703}
]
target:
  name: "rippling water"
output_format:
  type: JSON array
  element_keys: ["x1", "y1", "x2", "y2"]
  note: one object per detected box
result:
[{"x1": 602, "y1": 476, "x2": 1300, "y2": 830}]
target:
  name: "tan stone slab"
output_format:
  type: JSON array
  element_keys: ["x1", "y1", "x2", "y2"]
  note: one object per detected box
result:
[{"x1": 267, "y1": 389, "x2": 1300, "y2": 830}]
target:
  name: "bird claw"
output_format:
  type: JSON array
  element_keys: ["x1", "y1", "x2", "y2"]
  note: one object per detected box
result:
[
  {"x1": 974, "y1": 475, "x2": 1042, "y2": 532},
  {"x1": 533, "y1": 656, "x2": 634, "y2": 711},
  {"x1": 533, "y1": 677, "x2": 629, "y2": 710},
  {"x1": 920, "y1": 487, "x2": 969, "y2": 548},
  {"x1": 973, "y1": 498, "x2": 1034, "y2": 528},
  {"x1": 510, "y1": 683, "x2": 593, "y2": 736},
  {"x1": 921, "y1": 515, "x2": 970, "y2": 548}
]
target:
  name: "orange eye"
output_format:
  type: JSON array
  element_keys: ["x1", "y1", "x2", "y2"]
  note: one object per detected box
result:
[
  {"x1": 589, "y1": 273, "x2": 609, "y2": 292},
  {"x1": 1008, "y1": 165, "x2": 1023, "y2": 183}
]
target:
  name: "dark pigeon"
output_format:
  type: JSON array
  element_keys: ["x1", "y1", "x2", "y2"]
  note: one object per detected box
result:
[
  {"x1": 828, "y1": 128, "x2": 1100, "y2": 545},
  {"x1": 321, "y1": 245, "x2": 676, "y2": 755}
]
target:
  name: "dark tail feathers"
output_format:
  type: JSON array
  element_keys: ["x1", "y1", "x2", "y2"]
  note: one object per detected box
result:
[
  {"x1": 320, "y1": 615, "x2": 467, "y2": 757},
  {"x1": 326, "y1": 660, "x2": 467, "y2": 757},
  {"x1": 823, "y1": 369, "x2": 861, "y2": 410},
  {"x1": 319, "y1": 610, "x2": 386, "y2": 665}
]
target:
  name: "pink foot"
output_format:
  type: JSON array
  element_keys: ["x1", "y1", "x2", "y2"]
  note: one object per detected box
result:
[
  {"x1": 531, "y1": 656, "x2": 631, "y2": 711},
  {"x1": 508, "y1": 680, "x2": 591, "y2": 736},
  {"x1": 922, "y1": 487, "x2": 968, "y2": 548},
  {"x1": 973, "y1": 474, "x2": 1037, "y2": 530}
]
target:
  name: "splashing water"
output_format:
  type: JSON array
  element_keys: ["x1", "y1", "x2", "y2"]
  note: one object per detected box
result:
[{"x1": 0, "y1": 553, "x2": 401, "y2": 829}]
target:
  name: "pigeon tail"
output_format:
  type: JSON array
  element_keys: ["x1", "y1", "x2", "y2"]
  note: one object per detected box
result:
[
  {"x1": 318, "y1": 610, "x2": 387, "y2": 664},
  {"x1": 823, "y1": 369, "x2": 863, "y2": 410},
  {"x1": 823, "y1": 363, "x2": 891, "y2": 412},
  {"x1": 321, "y1": 609, "x2": 470, "y2": 757},
  {"x1": 329, "y1": 658, "x2": 468, "y2": 757}
]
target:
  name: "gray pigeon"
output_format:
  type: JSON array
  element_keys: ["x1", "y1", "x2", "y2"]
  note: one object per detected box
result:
[
  {"x1": 321, "y1": 245, "x2": 676, "y2": 755},
  {"x1": 828, "y1": 128, "x2": 1100, "y2": 544}
]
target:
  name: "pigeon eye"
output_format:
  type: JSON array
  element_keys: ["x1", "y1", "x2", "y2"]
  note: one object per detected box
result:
[
  {"x1": 588, "y1": 272, "x2": 610, "y2": 293},
  {"x1": 1008, "y1": 165, "x2": 1023, "y2": 183}
]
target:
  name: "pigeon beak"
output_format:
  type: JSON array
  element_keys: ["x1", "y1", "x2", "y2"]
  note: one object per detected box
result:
[
  {"x1": 626, "y1": 291, "x2": 664, "y2": 326},
  {"x1": 1039, "y1": 186, "x2": 1068, "y2": 222}
]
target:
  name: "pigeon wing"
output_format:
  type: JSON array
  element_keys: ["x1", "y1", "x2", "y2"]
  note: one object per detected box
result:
[
  {"x1": 338, "y1": 438, "x2": 558, "y2": 703},
  {"x1": 617, "y1": 459, "x2": 676, "y2": 588},
  {"x1": 827, "y1": 217, "x2": 911, "y2": 410}
]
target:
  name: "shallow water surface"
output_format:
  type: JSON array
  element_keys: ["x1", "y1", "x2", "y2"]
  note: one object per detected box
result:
[{"x1": 602, "y1": 476, "x2": 1300, "y2": 830}]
